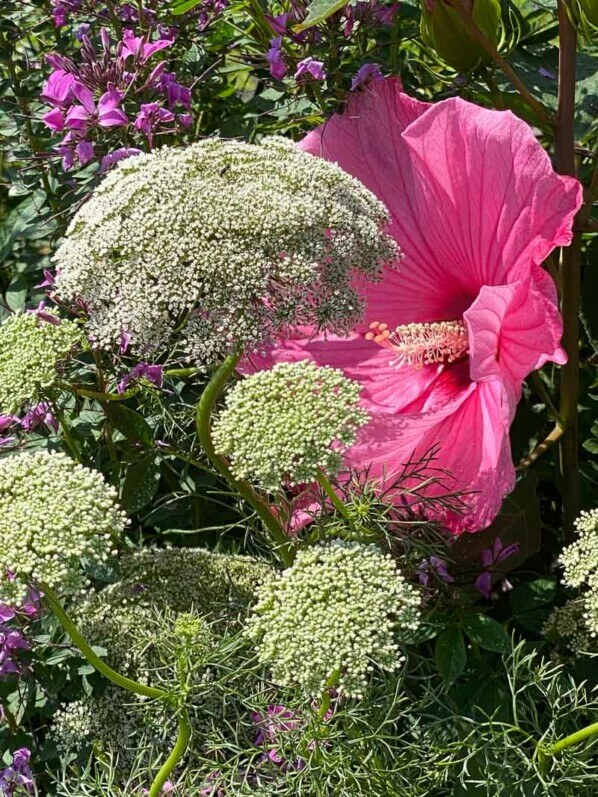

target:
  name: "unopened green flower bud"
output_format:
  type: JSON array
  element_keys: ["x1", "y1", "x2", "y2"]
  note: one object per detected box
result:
[{"x1": 420, "y1": 0, "x2": 503, "y2": 72}]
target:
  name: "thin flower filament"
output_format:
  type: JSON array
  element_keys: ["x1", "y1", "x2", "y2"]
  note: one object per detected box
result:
[{"x1": 366, "y1": 319, "x2": 469, "y2": 369}]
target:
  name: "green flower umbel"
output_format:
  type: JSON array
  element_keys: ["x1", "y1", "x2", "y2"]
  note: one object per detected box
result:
[
  {"x1": 0, "y1": 310, "x2": 81, "y2": 414},
  {"x1": 246, "y1": 540, "x2": 421, "y2": 698},
  {"x1": 212, "y1": 361, "x2": 370, "y2": 491},
  {"x1": 0, "y1": 451, "x2": 126, "y2": 603}
]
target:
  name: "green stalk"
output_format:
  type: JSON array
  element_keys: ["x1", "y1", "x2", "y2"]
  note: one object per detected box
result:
[
  {"x1": 538, "y1": 720, "x2": 598, "y2": 766},
  {"x1": 316, "y1": 468, "x2": 351, "y2": 520},
  {"x1": 195, "y1": 353, "x2": 295, "y2": 566},
  {"x1": 148, "y1": 708, "x2": 192, "y2": 797},
  {"x1": 43, "y1": 584, "x2": 192, "y2": 791},
  {"x1": 42, "y1": 583, "x2": 169, "y2": 701},
  {"x1": 53, "y1": 405, "x2": 83, "y2": 465},
  {"x1": 555, "y1": 0, "x2": 581, "y2": 542}
]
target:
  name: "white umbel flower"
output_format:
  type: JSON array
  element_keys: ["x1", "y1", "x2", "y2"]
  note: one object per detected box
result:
[
  {"x1": 245, "y1": 540, "x2": 421, "y2": 698},
  {"x1": 53, "y1": 137, "x2": 397, "y2": 361},
  {"x1": 212, "y1": 361, "x2": 370, "y2": 490},
  {"x1": 0, "y1": 451, "x2": 126, "y2": 602}
]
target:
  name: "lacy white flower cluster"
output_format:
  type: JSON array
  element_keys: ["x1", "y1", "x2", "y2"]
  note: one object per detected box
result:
[
  {"x1": 0, "y1": 311, "x2": 81, "y2": 414},
  {"x1": 246, "y1": 540, "x2": 421, "y2": 698},
  {"x1": 213, "y1": 361, "x2": 370, "y2": 490},
  {"x1": 545, "y1": 510, "x2": 598, "y2": 651},
  {"x1": 53, "y1": 137, "x2": 397, "y2": 361},
  {"x1": 0, "y1": 451, "x2": 125, "y2": 602}
]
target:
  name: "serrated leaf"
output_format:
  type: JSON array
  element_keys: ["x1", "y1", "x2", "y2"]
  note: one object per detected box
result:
[
  {"x1": 295, "y1": 0, "x2": 347, "y2": 31},
  {"x1": 435, "y1": 626, "x2": 466, "y2": 685},
  {"x1": 462, "y1": 614, "x2": 509, "y2": 653}
]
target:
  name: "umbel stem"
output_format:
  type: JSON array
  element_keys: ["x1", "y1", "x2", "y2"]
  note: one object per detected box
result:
[
  {"x1": 195, "y1": 352, "x2": 295, "y2": 566},
  {"x1": 42, "y1": 584, "x2": 190, "y2": 793},
  {"x1": 537, "y1": 720, "x2": 598, "y2": 769}
]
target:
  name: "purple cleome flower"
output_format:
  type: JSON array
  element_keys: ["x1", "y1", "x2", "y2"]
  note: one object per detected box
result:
[
  {"x1": 0, "y1": 748, "x2": 35, "y2": 795},
  {"x1": 351, "y1": 62, "x2": 384, "y2": 91},
  {"x1": 475, "y1": 538, "x2": 520, "y2": 599},
  {"x1": 295, "y1": 57, "x2": 326, "y2": 81}
]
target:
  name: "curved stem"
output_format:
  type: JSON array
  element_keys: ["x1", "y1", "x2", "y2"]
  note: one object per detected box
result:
[
  {"x1": 316, "y1": 468, "x2": 350, "y2": 520},
  {"x1": 42, "y1": 583, "x2": 169, "y2": 701},
  {"x1": 195, "y1": 353, "x2": 295, "y2": 566},
  {"x1": 148, "y1": 708, "x2": 192, "y2": 797}
]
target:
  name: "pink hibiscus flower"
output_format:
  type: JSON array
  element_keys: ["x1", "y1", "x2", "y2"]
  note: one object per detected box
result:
[{"x1": 246, "y1": 79, "x2": 582, "y2": 533}]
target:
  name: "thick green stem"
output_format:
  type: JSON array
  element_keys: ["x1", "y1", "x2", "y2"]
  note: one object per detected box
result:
[
  {"x1": 555, "y1": 0, "x2": 581, "y2": 543},
  {"x1": 42, "y1": 583, "x2": 168, "y2": 701},
  {"x1": 538, "y1": 720, "x2": 598, "y2": 765},
  {"x1": 316, "y1": 468, "x2": 350, "y2": 520},
  {"x1": 195, "y1": 353, "x2": 294, "y2": 566},
  {"x1": 148, "y1": 708, "x2": 192, "y2": 797}
]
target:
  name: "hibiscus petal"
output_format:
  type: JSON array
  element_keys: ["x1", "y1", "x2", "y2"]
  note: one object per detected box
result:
[
  {"x1": 401, "y1": 97, "x2": 582, "y2": 286},
  {"x1": 465, "y1": 272, "x2": 566, "y2": 407},
  {"x1": 347, "y1": 380, "x2": 514, "y2": 533},
  {"x1": 300, "y1": 79, "x2": 582, "y2": 325}
]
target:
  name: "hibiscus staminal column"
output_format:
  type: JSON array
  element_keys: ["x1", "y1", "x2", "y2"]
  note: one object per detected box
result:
[{"x1": 366, "y1": 320, "x2": 469, "y2": 369}]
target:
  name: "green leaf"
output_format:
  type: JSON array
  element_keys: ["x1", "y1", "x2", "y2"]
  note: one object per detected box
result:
[
  {"x1": 170, "y1": 0, "x2": 201, "y2": 14},
  {"x1": 5, "y1": 275, "x2": 27, "y2": 311},
  {"x1": 435, "y1": 626, "x2": 466, "y2": 685},
  {"x1": 121, "y1": 453, "x2": 161, "y2": 513},
  {"x1": 510, "y1": 578, "x2": 556, "y2": 633},
  {"x1": 462, "y1": 614, "x2": 509, "y2": 653},
  {"x1": 583, "y1": 438, "x2": 598, "y2": 454},
  {"x1": 295, "y1": 0, "x2": 347, "y2": 30},
  {"x1": 109, "y1": 405, "x2": 155, "y2": 447}
]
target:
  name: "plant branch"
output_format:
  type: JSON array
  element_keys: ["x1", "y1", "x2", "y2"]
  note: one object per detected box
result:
[
  {"x1": 555, "y1": 0, "x2": 581, "y2": 543},
  {"x1": 195, "y1": 353, "x2": 295, "y2": 566},
  {"x1": 451, "y1": 6, "x2": 554, "y2": 128},
  {"x1": 518, "y1": 424, "x2": 565, "y2": 471},
  {"x1": 316, "y1": 468, "x2": 351, "y2": 520}
]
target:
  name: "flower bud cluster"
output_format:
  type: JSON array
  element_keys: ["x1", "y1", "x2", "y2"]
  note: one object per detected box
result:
[
  {"x1": 0, "y1": 311, "x2": 81, "y2": 415},
  {"x1": 561, "y1": 510, "x2": 598, "y2": 588},
  {"x1": 245, "y1": 540, "x2": 421, "y2": 698},
  {"x1": 53, "y1": 137, "x2": 397, "y2": 360},
  {"x1": 555, "y1": 509, "x2": 598, "y2": 643},
  {"x1": 543, "y1": 600, "x2": 597, "y2": 654},
  {"x1": 0, "y1": 451, "x2": 125, "y2": 603},
  {"x1": 213, "y1": 361, "x2": 370, "y2": 490},
  {"x1": 54, "y1": 547, "x2": 270, "y2": 766}
]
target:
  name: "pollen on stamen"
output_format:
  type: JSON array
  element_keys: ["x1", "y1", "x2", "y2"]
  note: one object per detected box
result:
[{"x1": 365, "y1": 320, "x2": 469, "y2": 369}]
